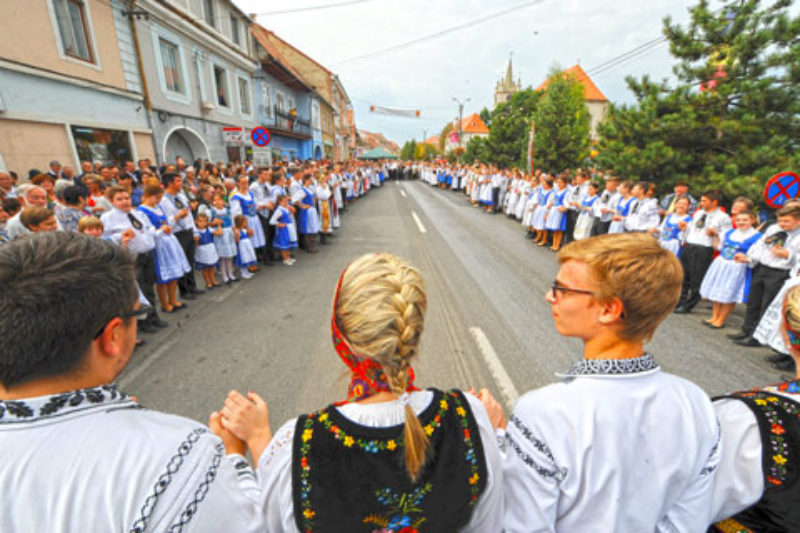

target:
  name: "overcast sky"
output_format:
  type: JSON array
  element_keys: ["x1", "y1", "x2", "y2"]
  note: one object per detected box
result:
[{"x1": 235, "y1": 0, "x2": 706, "y2": 145}]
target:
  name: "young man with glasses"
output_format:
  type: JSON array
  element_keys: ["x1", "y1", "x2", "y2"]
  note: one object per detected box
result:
[
  {"x1": 480, "y1": 233, "x2": 721, "y2": 531},
  {"x1": 0, "y1": 233, "x2": 263, "y2": 532}
]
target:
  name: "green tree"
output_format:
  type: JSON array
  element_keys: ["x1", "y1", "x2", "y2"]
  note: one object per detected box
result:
[
  {"x1": 399, "y1": 139, "x2": 417, "y2": 161},
  {"x1": 597, "y1": 0, "x2": 800, "y2": 200},
  {"x1": 533, "y1": 68, "x2": 591, "y2": 172},
  {"x1": 463, "y1": 136, "x2": 491, "y2": 164},
  {"x1": 479, "y1": 107, "x2": 492, "y2": 128},
  {"x1": 485, "y1": 89, "x2": 539, "y2": 168}
]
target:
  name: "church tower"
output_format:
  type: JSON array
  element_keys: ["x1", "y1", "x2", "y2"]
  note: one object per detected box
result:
[{"x1": 494, "y1": 55, "x2": 522, "y2": 108}]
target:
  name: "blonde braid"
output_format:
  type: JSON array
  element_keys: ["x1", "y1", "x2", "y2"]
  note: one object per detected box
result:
[{"x1": 337, "y1": 253, "x2": 430, "y2": 481}]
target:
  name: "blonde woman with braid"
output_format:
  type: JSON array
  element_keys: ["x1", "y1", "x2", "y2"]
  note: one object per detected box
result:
[{"x1": 219, "y1": 253, "x2": 503, "y2": 532}]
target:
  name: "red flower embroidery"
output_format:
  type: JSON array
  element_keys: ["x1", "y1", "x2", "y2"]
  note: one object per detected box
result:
[
  {"x1": 767, "y1": 476, "x2": 783, "y2": 486},
  {"x1": 397, "y1": 528, "x2": 418, "y2": 533},
  {"x1": 771, "y1": 423, "x2": 786, "y2": 435},
  {"x1": 464, "y1": 429, "x2": 470, "y2": 439}
]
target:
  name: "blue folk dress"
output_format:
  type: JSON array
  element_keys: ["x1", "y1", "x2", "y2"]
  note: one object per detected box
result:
[
  {"x1": 137, "y1": 205, "x2": 190, "y2": 284},
  {"x1": 230, "y1": 191, "x2": 266, "y2": 249},
  {"x1": 297, "y1": 187, "x2": 320, "y2": 235},
  {"x1": 658, "y1": 213, "x2": 692, "y2": 257},
  {"x1": 271, "y1": 206, "x2": 299, "y2": 250},
  {"x1": 699, "y1": 228, "x2": 763, "y2": 303}
]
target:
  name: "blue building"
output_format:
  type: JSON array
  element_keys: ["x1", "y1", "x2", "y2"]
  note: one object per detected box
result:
[{"x1": 251, "y1": 25, "x2": 314, "y2": 164}]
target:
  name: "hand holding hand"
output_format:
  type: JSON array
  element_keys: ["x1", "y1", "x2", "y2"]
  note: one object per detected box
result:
[
  {"x1": 221, "y1": 390, "x2": 273, "y2": 464},
  {"x1": 208, "y1": 411, "x2": 247, "y2": 456},
  {"x1": 469, "y1": 388, "x2": 507, "y2": 430}
]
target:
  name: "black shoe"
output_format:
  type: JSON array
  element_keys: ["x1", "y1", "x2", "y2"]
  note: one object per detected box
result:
[
  {"x1": 773, "y1": 358, "x2": 796, "y2": 372},
  {"x1": 182, "y1": 292, "x2": 196, "y2": 300},
  {"x1": 138, "y1": 322, "x2": 157, "y2": 334},
  {"x1": 152, "y1": 318, "x2": 169, "y2": 328},
  {"x1": 765, "y1": 352, "x2": 792, "y2": 364},
  {"x1": 191, "y1": 288, "x2": 206, "y2": 295},
  {"x1": 727, "y1": 332, "x2": 748, "y2": 341},
  {"x1": 673, "y1": 306, "x2": 690, "y2": 314},
  {"x1": 734, "y1": 336, "x2": 761, "y2": 347}
]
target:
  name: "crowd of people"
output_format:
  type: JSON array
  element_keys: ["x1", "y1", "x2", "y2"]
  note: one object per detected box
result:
[
  {"x1": 2, "y1": 230, "x2": 799, "y2": 532},
  {"x1": 420, "y1": 163, "x2": 800, "y2": 373},
  {"x1": 0, "y1": 157, "x2": 390, "y2": 346}
]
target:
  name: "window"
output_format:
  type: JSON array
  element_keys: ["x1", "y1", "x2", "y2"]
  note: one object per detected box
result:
[
  {"x1": 159, "y1": 38, "x2": 184, "y2": 93},
  {"x1": 203, "y1": 0, "x2": 215, "y2": 27},
  {"x1": 52, "y1": 0, "x2": 93, "y2": 63},
  {"x1": 288, "y1": 97, "x2": 295, "y2": 113},
  {"x1": 261, "y1": 82, "x2": 271, "y2": 118},
  {"x1": 71, "y1": 126, "x2": 132, "y2": 166},
  {"x1": 213, "y1": 65, "x2": 229, "y2": 107},
  {"x1": 276, "y1": 92, "x2": 285, "y2": 113},
  {"x1": 230, "y1": 15, "x2": 240, "y2": 45},
  {"x1": 312, "y1": 102, "x2": 321, "y2": 129},
  {"x1": 238, "y1": 77, "x2": 251, "y2": 116}
]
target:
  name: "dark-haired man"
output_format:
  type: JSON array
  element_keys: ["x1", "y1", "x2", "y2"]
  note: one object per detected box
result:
[
  {"x1": 660, "y1": 181, "x2": 697, "y2": 216},
  {"x1": 0, "y1": 233, "x2": 262, "y2": 532},
  {"x1": 674, "y1": 190, "x2": 732, "y2": 313}
]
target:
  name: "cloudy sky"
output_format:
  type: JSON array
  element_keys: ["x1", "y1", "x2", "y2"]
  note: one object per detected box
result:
[{"x1": 235, "y1": 0, "x2": 706, "y2": 145}]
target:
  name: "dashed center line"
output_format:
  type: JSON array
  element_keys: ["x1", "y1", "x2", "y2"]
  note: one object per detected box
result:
[
  {"x1": 400, "y1": 189, "x2": 407, "y2": 197},
  {"x1": 411, "y1": 211, "x2": 427, "y2": 234}
]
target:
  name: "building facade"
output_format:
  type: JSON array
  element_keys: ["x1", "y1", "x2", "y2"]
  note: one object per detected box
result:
[
  {"x1": 494, "y1": 57, "x2": 522, "y2": 109},
  {"x1": 133, "y1": 0, "x2": 259, "y2": 165},
  {"x1": 0, "y1": 0, "x2": 155, "y2": 174},
  {"x1": 444, "y1": 113, "x2": 490, "y2": 152},
  {"x1": 536, "y1": 64, "x2": 609, "y2": 139}
]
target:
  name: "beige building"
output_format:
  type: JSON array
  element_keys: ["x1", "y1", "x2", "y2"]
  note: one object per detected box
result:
[
  {"x1": 0, "y1": 0, "x2": 155, "y2": 174},
  {"x1": 537, "y1": 65, "x2": 609, "y2": 139},
  {"x1": 494, "y1": 57, "x2": 522, "y2": 108}
]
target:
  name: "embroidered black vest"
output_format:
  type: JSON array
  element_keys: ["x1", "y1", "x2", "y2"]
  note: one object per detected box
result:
[
  {"x1": 710, "y1": 386, "x2": 800, "y2": 533},
  {"x1": 292, "y1": 389, "x2": 488, "y2": 532}
]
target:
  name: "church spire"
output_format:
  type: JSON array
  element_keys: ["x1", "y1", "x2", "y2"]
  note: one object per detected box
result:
[{"x1": 505, "y1": 52, "x2": 514, "y2": 86}]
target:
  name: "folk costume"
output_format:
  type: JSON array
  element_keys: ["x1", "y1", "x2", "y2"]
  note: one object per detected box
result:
[
  {"x1": 194, "y1": 227, "x2": 220, "y2": 269},
  {"x1": 161, "y1": 189, "x2": 198, "y2": 294},
  {"x1": 210, "y1": 206, "x2": 237, "y2": 259},
  {"x1": 503, "y1": 353, "x2": 721, "y2": 532},
  {"x1": 297, "y1": 186, "x2": 320, "y2": 236},
  {"x1": 137, "y1": 204, "x2": 191, "y2": 284},
  {"x1": 270, "y1": 206, "x2": 299, "y2": 250},
  {"x1": 229, "y1": 191, "x2": 266, "y2": 249},
  {"x1": 544, "y1": 186, "x2": 568, "y2": 232},
  {"x1": 710, "y1": 379, "x2": 800, "y2": 532},
  {"x1": 658, "y1": 213, "x2": 692, "y2": 257},
  {"x1": 677, "y1": 208, "x2": 733, "y2": 311},
  {"x1": 532, "y1": 188, "x2": 552, "y2": 231},
  {"x1": 0, "y1": 385, "x2": 263, "y2": 532},
  {"x1": 699, "y1": 228, "x2": 762, "y2": 304},
  {"x1": 235, "y1": 227, "x2": 257, "y2": 268},
  {"x1": 572, "y1": 193, "x2": 598, "y2": 241},
  {"x1": 624, "y1": 197, "x2": 661, "y2": 233},
  {"x1": 252, "y1": 270, "x2": 503, "y2": 532},
  {"x1": 608, "y1": 196, "x2": 635, "y2": 234}
]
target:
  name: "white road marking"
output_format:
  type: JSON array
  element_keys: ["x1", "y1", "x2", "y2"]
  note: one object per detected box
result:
[
  {"x1": 400, "y1": 189, "x2": 407, "y2": 197},
  {"x1": 411, "y1": 211, "x2": 427, "y2": 234},
  {"x1": 119, "y1": 335, "x2": 179, "y2": 388},
  {"x1": 470, "y1": 326, "x2": 520, "y2": 407}
]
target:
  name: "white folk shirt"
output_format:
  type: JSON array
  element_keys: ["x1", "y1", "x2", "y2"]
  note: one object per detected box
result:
[
  {"x1": 592, "y1": 190, "x2": 621, "y2": 222},
  {"x1": 255, "y1": 391, "x2": 503, "y2": 533},
  {"x1": 161, "y1": 190, "x2": 195, "y2": 232},
  {"x1": 746, "y1": 223, "x2": 800, "y2": 270},
  {"x1": 101, "y1": 207, "x2": 156, "y2": 255},
  {"x1": 503, "y1": 354, "x2": 721, "y2": 533},
  {"x1": 685, "y1": 208, "x2": 732, "y2": 247},
  {"x1": 624, "y1": 197, "x2": 661, "y2": 232},
  {"x1": 0, "y1": 384, "x2": 263, "y2": 533},
  {"x1": 250, "y1": 181, "x2": 273, "y2": 218}
]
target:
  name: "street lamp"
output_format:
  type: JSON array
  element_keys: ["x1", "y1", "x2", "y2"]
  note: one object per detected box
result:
[{"x1": 452, "y1": 96, "x2": 471, "y2": 149}]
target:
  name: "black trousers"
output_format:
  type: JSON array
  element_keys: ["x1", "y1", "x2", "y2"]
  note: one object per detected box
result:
[
  {"x1": 136, "y1": 250, "x2": 159, "y2": 324},
  {"x1": 741, "y1": 264, "x2": 790, "y2": 335},
  {"x1": 174, "y1": 229, "x2": 197, "y2": 294},
  {"x1": 678, "y1": 243, "x2": 714, "y2": 310},
  {"x1": 565, "y1": 210, "x2": 579, "y2": 243},
  {"x1": 257, "y1": 214, "x2": 274, "y2": 263},
  {"x1": 491, "y1": 187, "x2": 500, "y2": 213},
  {"x1": 590, "y1": 219, "x2": 611, "y2": 236}
]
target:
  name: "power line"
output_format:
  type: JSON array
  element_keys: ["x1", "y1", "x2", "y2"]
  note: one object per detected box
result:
[
  {"x1": 588, "y1": 39, "x2": 669, "y2": 77},
  {"x1": 332, "y1": 0, "x2": 546, "y2": 68},
  {"x1": 586, "y1": 36, "x2": 667, "y2": 75},
  {"x1": 250, "y1": 0, "x2": 379, "y2": 16}
]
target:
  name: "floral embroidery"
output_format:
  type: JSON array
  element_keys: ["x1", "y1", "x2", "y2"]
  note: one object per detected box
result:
[
  {"x1": 362, "y1": 483, "x2": 433, "y2": 533},
  {"x1": 0, "y1": 384, "x2": 127, "y2": 423},
  {"x1": 558, "y1": 353, "x2": 659, "y2": 377},
  {"x1": 297, "y1": 416, "x2": 315, "y2": 532},
  {"x1": 450, "y1": 392, "x2": 482, "y2": 505}
]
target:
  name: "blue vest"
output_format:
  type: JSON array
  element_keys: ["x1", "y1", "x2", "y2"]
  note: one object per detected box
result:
[{"x1": 720, "y1": 229, "x2": 763, "y2": 260}]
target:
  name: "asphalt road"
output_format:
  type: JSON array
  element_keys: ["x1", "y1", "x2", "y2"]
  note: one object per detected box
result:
[{"x1": 120, "y1": 179, "x2": 781, "y2": 428}]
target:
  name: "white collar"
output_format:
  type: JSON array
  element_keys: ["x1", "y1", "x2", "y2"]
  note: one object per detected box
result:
[{"x1": 556, "y1": 353, "x2": 660, "y2": 379}]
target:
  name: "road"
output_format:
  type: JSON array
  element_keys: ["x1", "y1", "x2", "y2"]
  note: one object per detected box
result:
[{"x1": 120, "y1": 179, "x2": 780, "y2": 427}]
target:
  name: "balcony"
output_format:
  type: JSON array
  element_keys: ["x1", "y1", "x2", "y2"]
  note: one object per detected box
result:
[{"x1": 266, "y1": 105, "x2": 311, "y2": 140}]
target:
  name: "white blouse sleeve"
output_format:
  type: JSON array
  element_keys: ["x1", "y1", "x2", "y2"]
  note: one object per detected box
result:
[
  {"x1": 229, "y1": 195, "x2": 243, "y2": 218},
  {"x1": 459, "y1": 394, "x2": 504, "y2": 533},
  {"x1": 257, "y1": 419, "x2": 300, "y2": 533},
  {"x1": 709, "y1": 398, "x2": 764, "y2": 523},
  {"x1": 269, "y1": 208, "x2": 282, "y2": 226}
]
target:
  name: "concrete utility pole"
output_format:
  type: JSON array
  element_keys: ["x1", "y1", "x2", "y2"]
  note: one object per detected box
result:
[{"x1": 452, "y1": 97, "x2": 470, "y2": 148}]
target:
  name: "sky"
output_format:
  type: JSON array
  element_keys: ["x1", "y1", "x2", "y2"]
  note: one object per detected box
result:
[{"x1": 234, "y1": 0, "x2": 707, "y2": 146}]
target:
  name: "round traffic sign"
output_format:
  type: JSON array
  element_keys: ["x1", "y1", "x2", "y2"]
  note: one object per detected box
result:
[
  {"x1": 251, "y1": 127, "x2": 271, "y2": 147},
  {"x1": 763, "y1": 172, "x2": 800, "y2": 208}
]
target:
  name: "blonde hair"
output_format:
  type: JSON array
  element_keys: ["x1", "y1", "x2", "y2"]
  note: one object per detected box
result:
[
  {"x1": 77, "y1": 215, "x2": 103, "y2": 233},
  {"x1": 558, "y1": 233, "x2": 682, "y2": 341},
  {"x1": 784, "y1": 286, "x2": 800, "y2": 332},
  {"x1": 337, "y1": 253, "x2": 429, "y2": 481}
]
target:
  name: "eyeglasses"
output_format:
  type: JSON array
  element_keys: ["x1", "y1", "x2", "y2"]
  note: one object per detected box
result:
[
  {"x1": 93, "y1": 305, "x2": 152, "y2": 339},
  {"x1": 549, "y1": 280, "x2": 595, "y2": 300}
]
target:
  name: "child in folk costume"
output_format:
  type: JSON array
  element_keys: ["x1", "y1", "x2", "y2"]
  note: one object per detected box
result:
[
  {"x1": 514, "y1": 177, "x2": 532, "y2": 221},
  {"x1": 297, "y1": 174, "x2": 321, "y2": 253},
  {"x1": 270, "y1": 194, "x2": 298, "y2": 266},
  {"x1": 210, "y1": 194, "x2": 238, "y2": 284},
  {"x1": 193, "y1": 213, "x2": 221, "y2": 290},
  {"x1": 229, "y1": 175, "x2": 265, "y2": 264},
  {"x1": 544, "y1": 176, "x2": 570, "y2": 251},
  {"x1": 218, "y1": 253, "x2": 503, "y2": 532},
  {"x1": 650, "y1": 196, "x2": 692, "y2": 256},
  {"x1": 608, "y1": 181, "x2": 634, "y2": 234},
  {"x1": 532, "y1": 178, "x2": 554, "y2": 245},
  {"x1": 573, "y1": 181, "x2": 599, "y2": 241},
  {"x1": 699, "y1": 211, "x2": 762, "y2": 328},
  {"x1": 233, "y1": 214, "x2": 256, "y2": 280},
  {"x1": 521, "y1": 178, "x2": 540, "y2": 235},
  {"x1": 316, "y1": 174, "x2": 336, "y2": 244},
  {"x1": 137, "y1": 184, "x2": 190, "y2": 313}
]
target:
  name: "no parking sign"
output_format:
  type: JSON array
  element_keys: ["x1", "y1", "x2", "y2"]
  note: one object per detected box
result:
[
  {"x1": 251, "y1": 127, "x2": 271, "y2": 147},
  {"x1": 763, "y1": 172, "x2": 800, "y2": 208}
]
